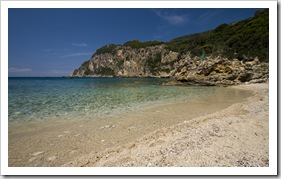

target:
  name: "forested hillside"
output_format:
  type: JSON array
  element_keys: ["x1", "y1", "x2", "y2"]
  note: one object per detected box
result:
[{"x1": 166, "y1": 9, "x2": 269, "y2": 62}]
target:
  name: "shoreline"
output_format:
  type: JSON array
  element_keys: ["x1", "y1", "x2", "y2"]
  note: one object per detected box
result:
[
  {"x1": 8, "y1": 83, "x2": 267, "y2": 167},
  {"x1": 62, "y1": 83, "x2": 268, "y2": 167}
]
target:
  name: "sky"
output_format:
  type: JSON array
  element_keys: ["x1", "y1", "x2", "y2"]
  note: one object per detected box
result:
[{"x1": 8, "y1": 8, "x2": 264, "y2": 77}]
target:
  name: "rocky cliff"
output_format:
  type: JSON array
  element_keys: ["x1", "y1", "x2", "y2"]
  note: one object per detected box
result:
[
  {"x1": 163, "y1": 54, "x2": 268, "y2": 86},
  {"x1": 71, "y1": 9, "x2": 269, "y2": 86},
  {"x1": 71, "y1": 45, "x2": 268, "y2": 86},
  {"x1": 72, "y1": 44, "x2": 175, "y2": 78}
]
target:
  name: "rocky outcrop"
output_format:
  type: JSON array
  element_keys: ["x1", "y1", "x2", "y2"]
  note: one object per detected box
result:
[
  {"x1": 163, "y1": 53, "x2": 268, "y2": 86},
  {"x1": 71, "y1": 46, "x2": 268, "y2": 86},
  {"x1": 71, "y1": 45, "x2": 176, "y2": 78}
]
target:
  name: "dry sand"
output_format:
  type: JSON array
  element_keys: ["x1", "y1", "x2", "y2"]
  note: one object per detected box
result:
[{"x1": 62, "y1": 83, "x2": 269, "y2": 167}]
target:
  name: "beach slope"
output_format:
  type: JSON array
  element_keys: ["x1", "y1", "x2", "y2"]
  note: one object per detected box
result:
[{"x1": 64, "y1": 83, "x2": 269, "y2": 167}]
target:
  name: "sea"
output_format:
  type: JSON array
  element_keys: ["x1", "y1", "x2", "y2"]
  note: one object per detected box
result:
[{"x1": 8, "y1": 77, "x2": 248, "y2": 124}]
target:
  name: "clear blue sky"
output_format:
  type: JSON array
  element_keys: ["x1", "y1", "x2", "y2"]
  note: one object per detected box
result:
[{"x1": 8, "y1": 8, "x2": 263, "y2": 77}]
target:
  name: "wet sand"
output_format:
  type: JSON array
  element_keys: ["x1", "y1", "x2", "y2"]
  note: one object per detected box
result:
[{"x1": 8, "y1": 84, "x2": 266, "y2": 167}]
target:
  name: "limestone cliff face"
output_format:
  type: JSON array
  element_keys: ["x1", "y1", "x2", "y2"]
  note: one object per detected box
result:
[
  {"x1": 71, "y1": 45, "x2": 268, "y2": 86},
  {"x1": 71, "y1": 44, "x2": 177, "y2": 78}
]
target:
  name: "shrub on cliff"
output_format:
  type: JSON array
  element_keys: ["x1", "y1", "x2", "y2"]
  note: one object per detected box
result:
[
  {"x1": 93, "y1": 44, "x2": 119, "y2": 56},
  {"x1": 95, "y1": 67, "x2": 114, "y2": 76},
  {"x1": 146, "y1": 53, "x2": 162, "y2": 75},
  {"x1": 73, "y1": 60, "x2": 95, "y2": 76},
  {"x1": 166, "y1": 9, "x2": 269, "y2": 62},
  {"x1": 123, "y1": 40, "x2": 164, "y2": 49}
]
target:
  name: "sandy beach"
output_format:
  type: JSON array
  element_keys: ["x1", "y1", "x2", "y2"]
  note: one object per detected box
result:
[
  {"x1": 8, "y1": 83, "x2": 268, "y2": 167},
  {"x1": 62, "y1": 83, "x2": 269, "y2": 167}
]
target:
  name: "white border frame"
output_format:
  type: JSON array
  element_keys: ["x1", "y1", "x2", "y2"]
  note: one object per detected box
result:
[{"x1": 1, "y1": 0, "x2": 277, "y2": 175}]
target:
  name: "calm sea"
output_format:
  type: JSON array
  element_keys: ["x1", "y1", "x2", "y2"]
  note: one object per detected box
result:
[{"x1": 8, "y1": 77, "x2": 241, "y2": 123}]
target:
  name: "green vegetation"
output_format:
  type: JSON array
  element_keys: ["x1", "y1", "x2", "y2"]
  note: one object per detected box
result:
[
  {"x1": 77, "y1": 61, "x2": 95, "y2": 75},
  {"x1": 123, "y1": 40, "x2": 164, "y2": 49},
  {"x1": 116, "y1": 59, "x2": 124, "y2": 69},
  {"x1": 95, "y1": 67, "x2": 114, "y2": 76},
  {"x1": 166, "y1": 9, "x2": 269, "y2": 62},
  {"x1": 82, "y1": 62, "x2": 95, "y2": 75},
  {"x1": 146, "y1": 53, "x2": 162, "y2": 75},
  {"x1": 74, "y1": 61, "x2": 114, "y2": 76},
  {"x1": 94, "y1": 44, "x2": 119, "y2": 56}
]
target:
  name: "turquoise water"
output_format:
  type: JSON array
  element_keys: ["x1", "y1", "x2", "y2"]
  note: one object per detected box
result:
[{"x1": 8, "y1": 77, "x2": 228, "y2": 123}]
